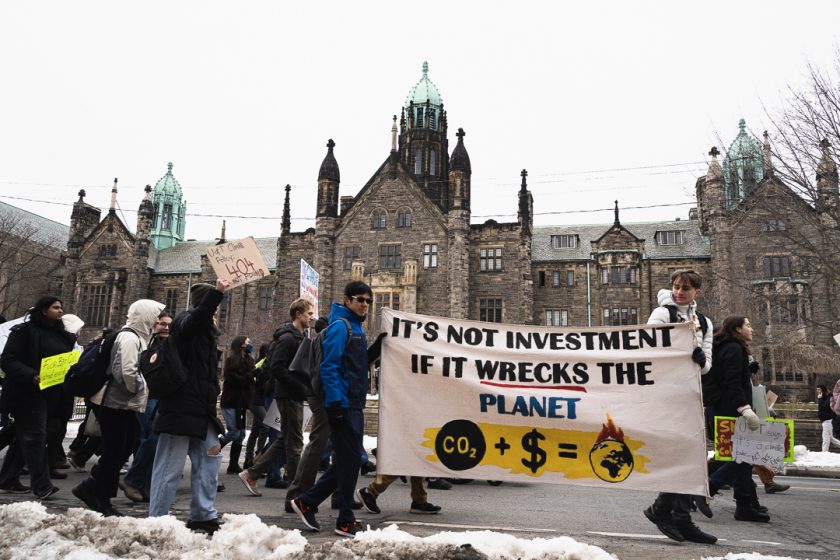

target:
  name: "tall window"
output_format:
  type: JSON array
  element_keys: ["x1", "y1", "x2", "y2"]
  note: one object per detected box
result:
[
  {"x1": 551, "y1": 235, "x2": 577, "y2": 249},
  {"x1": 343, "y1": 246, "x2": 360, "y2": 271},
  {"x1": 429, "y1": 109, "x2": 436, "y2": 130},
  {"x1": 219, "y1": 293, "x2": 230, "y2": 328},
  {"x1": 162, "y1": 204, "x2": 172, "y2": 230},
  {"x1": 372, "y1": 210, "x2": 387, "y2": 230},
  {"x1": 379, "y1": 244, "x2": 402, "y2": 270},
  {"x1": 602, "y1": 267, "x2": 637, "y2": 285},
  {"x1": 429, "y1": 149, "x2": 436, "y2": 176},
  {"x1": 656, "y1": 230, "x2": 685, "y2": 245},
  {"x1": 480, "y1": 298, "x2": 503, "y2": 323},
  {"x1": 799, "y1": 256, "x2": 811, "y2": 277},
  {"x1": 152, "y1": 203, "x2": 159, "y2": 228},
  {"x1": 414, "y1": 149, "x2": 423, "y2": 174},
  {"x1": 546, "y1": 309, "x2": 569, "y2": 326},
  {"x1": 552, "y1": 270, "x2": 561, "y2": 287},
  {"x1": 82, "y1": 284, "x2": 110, "y2": 327},
  {"x1": 538, "y1": 271, "x2": 546, "y2": 287},
  {"x1": 602, "y1": 307, "x2": 638, "y2": 326},
  {"x1": 479, "y1": 247, "x2": 503, "y2": 271},
  {"x1": 372, "y1": 291, "x2": 401, "y2": 329},
  {"x1": 164, "y1": 288, "x2": 178, "y2": 314},
  {"x1": 423, "y1": 243, "x2": 438, "y2": 268},
  {"x1": 258, "y1": 287, "x2": 272, "y2": 311},
  {"x1": 763, "y1": 256, "x2": 790, "y2": 278},
  {"x1": 772, "y1": 296, "x2": 799, "y2": 324},
  {"x1": 416, "y1": 108, "x2": 424, "y2": 128},
  {"x1": 567, "y1": 270, "x2": 575, "y2": 287},
  {"x1": 397, "y1": 209, "x2": 412, "y2": 228}
]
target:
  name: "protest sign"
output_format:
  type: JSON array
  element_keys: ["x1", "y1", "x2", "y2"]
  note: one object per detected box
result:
[
  {"x1": 713, "y1": 416, "x2": 794, "y2": 464},
  {"x1": 262, "y1": 401, "x2": 312, "y2": 433},
  {"x1": 299, "y1": 259, "x2": 319, "y2": 317},
  {"x1": 377, "y1": 309, "x2": 708, "y2": 495},
  {"x1": 731, "y1": 416, "x2": 787, "y2": 470},
  {"x1": 205, "y1": 237, "x2": 269, "y2": 289},
  {"x1": 39, "y1": 350, "x2": 81, "y2": 390}
]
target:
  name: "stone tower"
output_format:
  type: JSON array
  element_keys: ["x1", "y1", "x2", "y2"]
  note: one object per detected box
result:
[
  {"x1": 722, "y1": 119, "x2": 765, "y2": 209},
  {"x1": 61, "y1": 189, "x2": 102, "y2": 303},
  {"x1": 517, "y1": 169, "x2": 534, "y2": 324},
  {"x1": 150, "y1": 162, "x2": 186, "y2": 250},
  {"x1": 399, "y1": 62, "x2": 449, "y2": 210},
  {"x1": 447, "y1": 128, "x2": 472, "y2": 318},
  {"x1": 316, "y1": 140, "x2": 340, "y2": 305},
  {"x1": 128, "y1": 185, "x2": 154, "y2": 303},
  {"x1": 816, "y1": 139, "x2": 839, "y2": 224}
]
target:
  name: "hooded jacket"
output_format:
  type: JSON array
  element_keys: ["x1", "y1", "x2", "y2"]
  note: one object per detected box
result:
[
  {"x1": 320, "y1": 302, "x2": 368, "y2": 410},
  {"x1": 91, "y1": 299, "x2": 164, "y2": 413},
  {"x1": 711, "y1": 333, "x2": 753, "y2": 417},
  {"x1": 269, "y1": 322, "x2": 308, "y2": 401},
  {"x1": 647, "y1": 288, "x2": 713, "y2": 375}
]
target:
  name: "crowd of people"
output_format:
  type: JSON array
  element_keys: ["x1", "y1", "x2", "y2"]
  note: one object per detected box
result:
[{"x1": 0, "y1": 271, "x2": 837, "y2": 542}]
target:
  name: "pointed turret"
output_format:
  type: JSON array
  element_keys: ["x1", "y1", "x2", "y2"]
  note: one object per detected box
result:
[
  {"x1": 317, "y1": 139, "x2": 339, "y2": 218},
  {"x1": 763, "y1": 130, "x2": 774, "y2": 177},
  {"x1": 150, "y1": 162, "x2": 187, "y2": 250},
  {"x1": 816, "y1": 138, "x2": 839, "y2": 219},
  {"x1": 518, "y1": 169, "x2": 533, "y2": 235},
  {"x1": 722, "y1": 119, "x2": 765, "y2": 207},
  {"x1": 128, "y1": 185, "x2": 154, "y2": 303},
  {"x1": 696, "y1": 147, "x2": 726, "y2": 235},
  {"x1": 282, "y1": 184, "x2": 291, "y2": 236},
  {"x1": 109, "y1": 178, "x2": 118, "y2": 213},
  {"x1": 448, "y1": 128, "x2": 471, "y2": 211}
]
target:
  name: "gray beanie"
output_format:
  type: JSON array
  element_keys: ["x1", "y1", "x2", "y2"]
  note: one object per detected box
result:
[{"x1": 190, "y1": 283, "x2": 215, "y2": 307}]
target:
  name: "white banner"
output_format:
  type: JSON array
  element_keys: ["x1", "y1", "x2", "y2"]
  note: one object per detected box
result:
[
  {"x1": 299, "y1": 258, "x2": 319, "y2": 318},
  {"x1": 377, "y1": 309, "x2": 708, "y2": 495}
]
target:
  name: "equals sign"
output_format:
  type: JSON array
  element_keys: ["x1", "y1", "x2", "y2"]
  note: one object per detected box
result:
[{"x1": 557, "y1": 443, "x2": 578, "y2": 459}]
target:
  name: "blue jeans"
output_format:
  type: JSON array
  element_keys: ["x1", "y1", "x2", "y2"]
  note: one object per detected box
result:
[
  {"x1": 149, "y1": 426, "x2": 222, "y2": 521},
  {"x1": 220, "y1": 407, "x2": 246, "y2": 445},
  {"x1": 123, "y1": 399, "x2": 158, "y2": 496}
]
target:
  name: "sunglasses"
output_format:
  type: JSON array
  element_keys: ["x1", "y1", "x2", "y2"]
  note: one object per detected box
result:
[{"x1": 349, "y1": 295, "x2": 373, "y2": 305}]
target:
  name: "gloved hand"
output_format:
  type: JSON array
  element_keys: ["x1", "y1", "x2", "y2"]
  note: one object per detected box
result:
[
  {"x1": 748, "y1": 361, "x2": 760, "y2": 375},
  {"x1": 367, "y1": 332, "x2": 387, "y2": 363},
  {"x1": 740, "y1": 406, "x2": 761, "y2": 430},
  {"x1": 692, "y1": 347, "x2": 707, "y2": 368},
  {"x1": 326, "y1": 403, "x2": 347, "y2": 424}
]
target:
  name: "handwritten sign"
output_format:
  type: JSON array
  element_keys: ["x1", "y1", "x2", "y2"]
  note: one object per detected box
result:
[
  {"x1": 205, "y1": 236, "x2": 270, "y2": 289},
  {"x1": 39, "y1": 350, "x2": 81, "y2": 390},
  {"x1": 300, "y1": 259, "x2": 319, "y2": 317},
  {"x1": 731, "y1": 416, "x2": 787, "y2": 469},
  {"x1": 714, "y1": 416, "x2": 794, "y2": 464}
]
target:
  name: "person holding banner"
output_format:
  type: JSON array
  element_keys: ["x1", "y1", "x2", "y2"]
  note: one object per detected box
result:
[
  {"x1": 0, "y1": 296, "x2": 76, "y2": 498},
  {"x1": 707, "y1": 316, "x2": 770, "y2": 523},
  {"x1": 643, "y1": 270, "x2": 717, "y2": 544}
]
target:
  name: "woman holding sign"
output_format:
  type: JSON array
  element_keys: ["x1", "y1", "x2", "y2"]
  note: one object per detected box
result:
[
  {"x1": 708, "y1": 316, "x2": 770, "y2": 523},
  {"x1": 0, "y1": 296, "x2": 76, "y2": 498}
]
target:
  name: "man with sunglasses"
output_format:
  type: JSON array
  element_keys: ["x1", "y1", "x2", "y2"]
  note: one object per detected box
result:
[{"x1": 291, "y1": 281, "x2": 372, "y2": 538}]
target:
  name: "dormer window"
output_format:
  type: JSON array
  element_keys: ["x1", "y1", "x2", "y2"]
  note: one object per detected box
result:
[
  {"x1": 550, "y1": 234, "x2": 577, "y2": 249},
  {"x1": 397, "y1": 209, "x2": 412, "y2": 228},
  {"x1": 762, "y1": 219, "x2": 786, "y2": 232},
  {"x1": 372, "y1": 210, "x2": 387, "y2": 230},
  {"x1": 656, "y1": 230, "x2": 685, "y2": 245}
]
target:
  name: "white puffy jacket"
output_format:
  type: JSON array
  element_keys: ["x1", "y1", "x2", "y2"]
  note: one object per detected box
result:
[{"x1": 647, "y1": 289, "x2": 713, "y2": 375}]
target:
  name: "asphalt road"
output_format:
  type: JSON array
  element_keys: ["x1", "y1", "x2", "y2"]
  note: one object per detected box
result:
[{"x1": 2, "y1": 454, "x2": 838, "y2": 560}]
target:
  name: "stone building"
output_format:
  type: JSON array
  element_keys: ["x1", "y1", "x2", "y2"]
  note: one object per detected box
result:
[{"x1": 47, "y1": 65, "x2": 838, "y2": 400}]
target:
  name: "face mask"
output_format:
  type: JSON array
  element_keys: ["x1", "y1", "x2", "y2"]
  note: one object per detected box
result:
[{"x1": 245, "y1": 343, "x2": 254, "y2": 353}]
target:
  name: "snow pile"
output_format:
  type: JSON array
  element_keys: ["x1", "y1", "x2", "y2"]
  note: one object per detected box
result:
[
  {"x1": 701, "y1": 553, "x2": 817, "y2": 560},
  {"x1": 0, "y1": 502, "x2": 306, "y2": 560}
]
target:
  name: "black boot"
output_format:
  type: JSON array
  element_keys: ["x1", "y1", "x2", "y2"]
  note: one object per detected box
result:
[
  {"x1": 227, "y1": 443, "x2": 243, "y2": 474},
  {"x1": 643, "y1": 505, "x2": 684, "y2": 542},
  {"x1": 674, "y1": 520, "x2": 717, "y2": 544},
  {"x1": 735, "y1": 498, "x2": 770, "y2": 522}
]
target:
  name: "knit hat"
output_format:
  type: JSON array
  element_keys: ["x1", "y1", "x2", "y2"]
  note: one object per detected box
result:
[
  {"x1": 61, "y1": 314, "x2": 85, "y2": 334},
  {"x1": 190, "y1": 283, "x2": 215, "y2": 307}
]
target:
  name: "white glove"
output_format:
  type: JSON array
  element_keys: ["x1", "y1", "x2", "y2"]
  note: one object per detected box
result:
[{"x1": 739, "y1": 406, "x2": 760, "y2": 430}]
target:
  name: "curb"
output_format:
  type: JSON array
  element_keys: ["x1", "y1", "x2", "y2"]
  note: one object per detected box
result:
[{"x1": 781, "y1": 465, "x2": 840, "y2": 479}]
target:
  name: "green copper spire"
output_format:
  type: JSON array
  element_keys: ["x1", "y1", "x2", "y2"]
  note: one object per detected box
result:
[
  {"x1": 722, "y1": 119, "x2": 765, "y2": 208},
  {"x1": 404, "y1": 61, "x2": 443, "y2": 131},
  {"x1": 150, "y1": 162, "x2": 187, "y2": 250}
]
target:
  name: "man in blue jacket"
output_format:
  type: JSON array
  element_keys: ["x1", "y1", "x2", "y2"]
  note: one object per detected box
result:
[{"x1": 291, "y1": 280, "x2": 371, "y2": 538}]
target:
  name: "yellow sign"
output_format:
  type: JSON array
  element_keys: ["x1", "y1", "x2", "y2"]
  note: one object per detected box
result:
[{"x1": 39, "y1": 350, "x2": 81, "y2": 390}]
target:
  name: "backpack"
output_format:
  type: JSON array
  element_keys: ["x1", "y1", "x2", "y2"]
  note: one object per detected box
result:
[
  {"x1": 288, "y1": 318, "x2": 352, "y2": 403},
  {"x1": 664, "y1": 305, "x2": 709, "y2": 337},
  {"x1": 67, "y1": 328, "x2": 135, "y2": 399},
  {"x1": 138, "y1": 332, "x2": 188, "y2": 400},
  {"x1": 664, "y1": 305, "x2": 719, "y2": 406}
]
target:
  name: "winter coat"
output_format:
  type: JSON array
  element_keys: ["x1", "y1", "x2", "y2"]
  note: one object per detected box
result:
[
  {"x1": 269, "y1": 322, "x2": 308, "y2": 402},
  {"x1": 0, "y1": 316, "x2": 76, "y2": 413},
  {"x1": 92, "y1": 299, "x2": 164, "y2": 413},
  {"x1": 647, "y1": 289, "x2": 713, "y2": 375},
  {"x1": 819, "y1": 394, "x2": 837, "y2": 421},
  {"x1": 832, "y1": 378, "x2": 840, "y2": 416},
  {"x1": 220, "y1": 353, "x2": 255, "y2": 410},
  {"x1": 320, "y1": 302, "x2": 368, "y2": 410},
  {"x1": 711, "y1": 333, "x2": 753, "y2": 417},
  {"x1": 154, "y1": 289, "x2": 225, "y2": 438}
]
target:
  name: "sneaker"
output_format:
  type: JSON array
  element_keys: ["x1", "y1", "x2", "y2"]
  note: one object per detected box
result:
[
  {"x1": 692, "y1": 495, "x2": 713, "y2": 518},
  {"x1": 238, "y1": 471, "x2": 262, "y2": 497},
  {"x1": 291, "y1": 497, "x2": 321, "y2": 531},
  {"x1": 187, "y1": 518, "x2": 222, "y2": 535},
  {"x1": 34, "y1": 485, "x2": 59, "y2": 500},
  {"x1": 335, "y1": 519, "x2": 363, "y2": 538},
  {"x1": 67, "y1": 455, "x2": 86, "y2": 472},
  {"x1": 217, "y1": 483, "x2": 226, "y2": 492},
  {"x1": 643, "y1": 505, "x2": 685, "y2": 542},
  {"x1": 119, "y1": 480, "x2": 145, "y2": 503},
  {"x1": 410, "y1": 501, "x2": 441, "y2": 514},
  {"x1": 0, "y1": 482, "x2": 30, "y2": 494},
  {"x1": 355, "y1": 488, "x2": 381, "y2": 514},
  {"x1": 360, "y1": 460, "x2": 376, "y2": 476},
  {"x1": 675, "y1": 521, "x2": 717, "y2": 544},
  {"x1": 427, "y1": 478, "x2": 452, "y2": 490},
  {"x1": 764, "y1": 482, "x2": 790, "y2": 494},
  {"x1": 72, "y1": 482, "x2": 98, "y2": 510}
]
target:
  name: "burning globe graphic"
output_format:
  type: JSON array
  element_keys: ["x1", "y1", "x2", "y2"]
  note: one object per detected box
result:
[{"x1": 589, "y1": 415, "x2": 634, "y2": 483}]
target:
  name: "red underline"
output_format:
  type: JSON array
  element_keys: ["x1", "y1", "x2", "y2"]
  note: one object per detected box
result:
[{"x1": 479, "y1": 381, "x2": 588, "y2": 392}]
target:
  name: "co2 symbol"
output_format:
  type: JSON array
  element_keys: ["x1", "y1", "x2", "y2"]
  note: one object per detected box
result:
[{"x1": 435, "y1": 419, "x2": 486, "y2": 471}]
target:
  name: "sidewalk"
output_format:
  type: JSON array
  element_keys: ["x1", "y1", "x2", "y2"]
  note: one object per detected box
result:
[{"x1": 781, "y1": 445, "x2": 840, "y2": 479}]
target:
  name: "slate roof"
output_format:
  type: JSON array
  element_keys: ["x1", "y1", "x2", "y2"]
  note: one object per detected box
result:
[
  {"x1": 148, "y1": 237, "x2": 279, "y2": 274},
  {"x1": 532, "y1": 219, "x2": 710, "y2": 262},
  {"x1": 0, "y1": 200, "x2": 69, "y2": 250}
]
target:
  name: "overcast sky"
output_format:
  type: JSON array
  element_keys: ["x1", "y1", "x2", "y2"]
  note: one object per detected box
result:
[{"x1": 1, "y1": 1, "x2": 838, "y2": 241}]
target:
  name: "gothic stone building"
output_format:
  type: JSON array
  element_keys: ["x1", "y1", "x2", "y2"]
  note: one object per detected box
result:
[{"x1": 55, "y1": 66, "x2": 839, "y2": 401}]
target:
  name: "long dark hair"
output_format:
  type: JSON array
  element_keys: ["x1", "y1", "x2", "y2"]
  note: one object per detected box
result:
[
  {"x1": 224, "y1": 335, "x2": 254, "y2": 373},
  {"x1": 28, "y1": 295, "x2": 64, "y2": 331},
  {"x1": 714, "y1": 315, "x2": 752, "y2": 355},
  {"x1": 817, "y1": 384, "x2": 830, "y2": 398}
]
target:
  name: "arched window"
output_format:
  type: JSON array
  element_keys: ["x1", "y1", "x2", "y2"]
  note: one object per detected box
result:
[
  {"x1": 429, "y1": 149, "x2": 436, "y2": 176},
  {"x1": 372, "y1": 210, "x2": 387, "y2": 230},
  {"x1": 398, "y1": 209, "x2": 412, "y2": 228},
  {"x1": 162, "y1": 204, "x2": 172, "y2": 230},
  {"x1": 414, "y1": 149, "x2": 423, "y2": 175},
  {"x1": 416, "y1": 108, "x2": 424, "y2": 129},
  {"x1": 429, "y1": 109, "x2": 436, "y2": 130}
]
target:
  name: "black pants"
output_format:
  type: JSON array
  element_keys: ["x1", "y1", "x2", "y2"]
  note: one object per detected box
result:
[
  {"x1": 653, "y1": 492, "x2": 692, "y2": 523},
  {"x1": 92, "y1": 407, "x2": 138, "y2": 501},
  {"x1": 0, "y1": 399, "x2": 51, "y2": 493}
]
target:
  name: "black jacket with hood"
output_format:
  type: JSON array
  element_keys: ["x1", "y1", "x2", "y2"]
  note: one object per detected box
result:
[
  {"x1": 711, "y1": 333, "x2": 753, "y2": 418},
  {"x1": 269, "y1": 322, "x2": 309, "y2": 402}
]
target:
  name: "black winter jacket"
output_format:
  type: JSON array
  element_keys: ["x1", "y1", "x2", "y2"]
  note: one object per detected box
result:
[
  {"x1": 269, "y1": 323, "x2": 308, "y2": 401},
  {"x1": 220, "y1": 354, "x2": 254, "y2": 410},
  {"x1": 154, "y1": 289, "x2": 225, "y2": 438},
  {"x1": 711, "y1": 334, "x2": 753, "y2": 417},
  {"x1": 818, "y1": 395, "x2": 836, "y2": 422}
]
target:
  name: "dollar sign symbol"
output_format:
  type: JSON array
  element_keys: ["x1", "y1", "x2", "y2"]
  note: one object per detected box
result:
[{"x1": 520, "y1": 428, "x2": 547, "y2": 473}]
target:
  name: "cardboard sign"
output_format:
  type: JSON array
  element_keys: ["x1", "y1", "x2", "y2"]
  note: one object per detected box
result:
[
  {"x1": 299, "y1": 259, "x2": 319, "y2": 317},
  {"x1": 732, "y1": 416, "x2": 787, "y2": 470},
  {"x1": 39, "y1": 350, "x2": 81, "y2": 390},
  {"x1": 205, "y1": 237, "x2": 269, "y2": 289},
  {"x1": 262, "y1": 401, "x2": 313, "y2": 433},
  {"x1": 713, "y1": 416, "x2": 794, "y2": 464}
]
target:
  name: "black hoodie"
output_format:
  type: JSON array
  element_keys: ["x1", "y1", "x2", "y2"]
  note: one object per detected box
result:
[
  {"x1": 711, "y1": 333, "x2": 753, "y2": 417},
  {"x1": 269, "y1": 322, "x2": 309, "y2": 401}
]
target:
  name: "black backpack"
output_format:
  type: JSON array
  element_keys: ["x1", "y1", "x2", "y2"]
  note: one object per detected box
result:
[
  {"x1": 664, "y1": 304, "x2": 709, "y2": 337},
  {"x1": 288, "y1": 318, "x2": 352, "y2": 403},
  {"x1": 138, "y1": 332, "x2": 187, "y2": 399},
  {"x1": 665, "y1": 305, "x2": 720, "y2": 406},
  {"x1": 67, "y1": 328, "x2": 135, "y2": 399}
]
